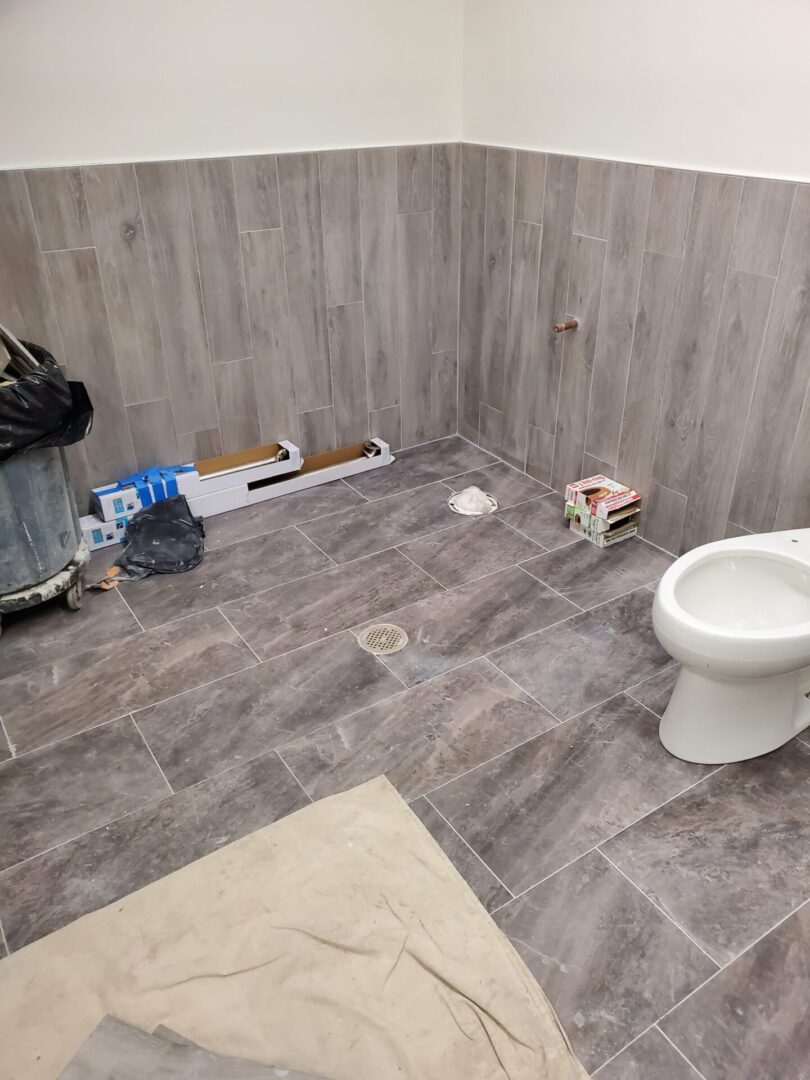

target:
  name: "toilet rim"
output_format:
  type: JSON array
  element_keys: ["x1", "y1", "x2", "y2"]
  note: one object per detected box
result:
[{"x1": 655, "y1": 542, "x2": 810, "y2": 643}]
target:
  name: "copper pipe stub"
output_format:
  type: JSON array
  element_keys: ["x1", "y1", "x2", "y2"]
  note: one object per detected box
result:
[{"x1": 553, "y1": 318, "x2": 579, "y2": 333}]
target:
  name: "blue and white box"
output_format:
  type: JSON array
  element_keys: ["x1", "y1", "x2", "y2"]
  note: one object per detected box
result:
[
  {"x1": 91, "y1": 464, "x2": 197, "y2": 523},
  {"x1": 80, "y1": 513, "x2": 132, "y2": 551}
]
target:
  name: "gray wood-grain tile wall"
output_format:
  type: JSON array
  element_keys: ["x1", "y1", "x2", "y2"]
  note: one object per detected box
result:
[
  {"x1": 0, "y1": 144, "x2": 460, "y2": 511},
  {"x1": 459, "y1": 144, "x2": 810, "y2": 554}
]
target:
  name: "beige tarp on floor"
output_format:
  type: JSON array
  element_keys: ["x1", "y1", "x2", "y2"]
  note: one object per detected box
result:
[{"x1": 0, "y1": 777, "x2": 587, "y2": 1080}]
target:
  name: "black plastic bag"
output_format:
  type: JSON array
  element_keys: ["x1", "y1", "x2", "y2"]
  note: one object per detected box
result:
[
  {"x1": 0, "y1": 341, "x2": 93, "y2": 463},
  {"x1": 115, "y1": 495, "x2": 205, "y2": 580}
]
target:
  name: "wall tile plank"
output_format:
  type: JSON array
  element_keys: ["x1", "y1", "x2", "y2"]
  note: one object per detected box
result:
[
  {"x1": 646, "y1": 168, "x2": 697, "y2": 257},
  {"x1": 240, "y1": 228, "x2": 299, "y2": 445},
  {"x1": 514, "y1": 151, "x2": 546, "y2": 225},
  {"x1": 500, "y1": 220, "x2": 542, "y2": 468},
  {"x1": 135, "y1": 161, "x2": 218, "y2": 433},
  {"x1": 643, "y1": 482, "x2": 687, "y2": 553},
  {"x1": 480, "y1": 147, "x2": 516, "y2": 411},
  {"x1": 358, "y1": 147, "x2": 399, "y2": 410},
  {"x1": 478, "y1": 402, "x2": 503, "y2": 455},
  {"x1": 83, "y1": 163, "x2": 168, "y2": 404},
  {"x1": 431, "y1": 143, "x2": 461, "y2": 353},
  {"x1": 461, "y1": 144, "x2": 487, "y2": 212},
  {"x1": 25, "y1": 167, "x2": 91, "y2": 251},
  {"x1": 298, "y1": 406, "x2": 336, "y2": 455},
  {"x1": 369, "y1": 404, "x2": 401, "y2": 451},
  {"x1": 177, "y1": 428, "x2": 222, "y2": 462},
  {"x1": 319, "y1": 149, "x2": 362, "y2": 307},
  {"x1": 573, "y1": 159, "x2": 614, "y2": 239},
  {"x1": 213, "y1": 357, "x2": 262, "y2": 453},
  {"x1": 397, "y1": 210, "x2": 432, "y2": 446},
  {"x1": 730, "y1": 178, "x2": 795, "y2": 277},
  {"x1": 586, "y1": 163, "x2": 654, "y2": 464},
  {"x1": 277, "y1": 151, "x2": 331, "y2": 412},
  {"x1": 431, "y1": 348, "x2": 457, "y2": 439},
  {"x1": 231, "y1": 154, "x2": 281, "y2": 231},
  {"x1": 186, "y1": 157, "x2": 251, "y2": 363},
  {"x1": 457, "y1": 207, "x2": 485, "y2": 441},
  {"x1": 526, "y1": 424, "x2": 555, "y2": 486},
  {"x1": 328, "y1": 301, "x2": 368, "y2": 445},
  {"x1": 127, "y1": 398, "x2": 180, "y2": 471},
  {"x1": 397, "y1": 145, "x2": 432, "y2": 213}
]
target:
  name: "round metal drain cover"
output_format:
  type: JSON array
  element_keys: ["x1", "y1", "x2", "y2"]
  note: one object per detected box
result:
[{"x1": 357, "y1": 623, "x2": 408, "y2": 655}]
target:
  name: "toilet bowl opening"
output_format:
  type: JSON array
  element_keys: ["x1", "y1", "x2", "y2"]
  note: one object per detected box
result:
[{"x1": 674, "y1": 552, "x2": 810, "y2": 631}]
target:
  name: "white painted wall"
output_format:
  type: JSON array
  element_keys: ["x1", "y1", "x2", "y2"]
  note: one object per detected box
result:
[
  {"x1": 0, "y1": 0, "x2": 463, "y2": 168},
  {"x1": 463, "y1": 0, "x2": 810, "y2": 181}
]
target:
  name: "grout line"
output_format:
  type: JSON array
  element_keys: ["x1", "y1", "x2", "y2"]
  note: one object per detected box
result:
[
  {"x1": 395, "y1": 545, "x2": 450, "y2": 592},
  {"x1": 590, "y1": 1027, "x2": 653, "y2": 1075},
  {"x1": 218, "y1": 608, "x2": 263, "y2": 664},
  {"x1": 275, "y1": 751, "x2": 314, "y2": 803},
  {"x1": 291, "y1": 523, "x2": 337, "y2": 567},
  {"x1": 480, "y1": 656, "x2": 564, "y2": 720},
  {"x1": 597, "y1": 848, "x2": 719, "y2": 965},
  {"x1": 655, "y1": 1025, "x2": 708, "y2": 1079},
  {"x1": 130, "y1": 714, "x2": 174, "y2": 795},
  {"x1": 0, "y1": 712, "x2": 16, "y2": 759},
  {"x1": 424, "y1": 795, "x2": 515, "y2": 900},
  {"x1": 115, "y1": 586, "x2": 146, "y2": 632},
  {"x1": 0, "y1": 914, "x2": 9, "y2": 958},
  {"x1": 40, "y1": 244, "x2": 96, "y2": 254}
]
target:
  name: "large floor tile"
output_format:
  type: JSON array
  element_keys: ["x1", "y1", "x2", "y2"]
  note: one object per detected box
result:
[
  {"x1": 203, "y1": 479, "x2": 367, "y2": 549},
  {"x1": 121, "y1": 527, "x2": 332, "y2": 628},
  {"x1": 521, "y1": 537, "x2": 673, "y2": 609},
  {"x1": 297, "y1": 483, "x2": 458, "y2": 563},
  {"x1": 661, "y1": 901, "x2": 810, "y2": 1080},
  {"x1": 410, "y1": 797, "x2": 512, "y2": 913},
  {"x1": 495, "y1": 852, "x2": 716, "y2": 1073},
  {"x1": 0, "y1": 717, "x2": 168, "y2": 871},
  {"x1": 346, "y1": 435, "x2": 496, "y2": 499},
  {"x1": 0, "y1": 610, "x2": 256, "y2": 755},
  {"x1": 497, "y1": 494, "x2": 581, "y2": 550},
  {"x1": 222, "y1": 549, "x2": 441, "y2": 660},
  {"x1": 138, "y1": 633, "x2": 401, "y2": 790},
  {"x1": 490, "y1": 588, "x2": 670, "y2": 719},
  {"x1": 594, "y1": 1028, "x2": 702, "y2": 1079},
  {"x1": 279, "y1": 658, "x2": 558, "y2": 801},
  {"x1": 398, "y1": 515, "x2": 545, "y2": 587},
  {"x1": 360, "y1": 566, "x2": 578, "y2": 686},
  {"x1": 430, "y1": 694, "x2": 708, "y2": 893},
  {"x1": 441, "y1": 461, "x2": 551, "y2": 509},
  {"x1": 0, "y1": 753, "x2": 307, "y2": 952},
  {"x1": 603, "y1": 741, "x2": 810, "y2": 964},
  {"x1": 627, "y1": 665, "x2": 680, "y2": 717},
  {"x1": 0, "y1": 590, "x2": 140, "y2": 682}
]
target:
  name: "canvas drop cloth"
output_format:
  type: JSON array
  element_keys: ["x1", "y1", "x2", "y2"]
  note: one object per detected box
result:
[{"x1": 0, "y1": 777, "x2": 587, "y2": 1080}]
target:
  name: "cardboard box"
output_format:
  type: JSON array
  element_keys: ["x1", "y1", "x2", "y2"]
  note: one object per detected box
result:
[
  {"x1": 565, "y1": 474, "x2": 640, "y2": 520},
  {"x1": 569, "y1": 515, "x2": 639, "y2": 547},
  {"x1": 80, "y1": 513, "x2": 131, "y2": 551}
]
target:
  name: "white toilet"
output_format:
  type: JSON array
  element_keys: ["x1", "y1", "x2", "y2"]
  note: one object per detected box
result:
[{"x1": 652, "y1": 529, "x2": 810, "y2": 765}]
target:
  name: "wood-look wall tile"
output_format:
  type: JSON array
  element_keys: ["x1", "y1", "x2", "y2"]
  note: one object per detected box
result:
[
  {"x1": 652, "y1": 173, "x2": 743, "y2": 494},
  {"x1": 177, "y1": 428, "x2": 222, "y2": 462},
  {"x1": 586, "y1": 163, "x2": 654, "y2": 464},
  {"x1": 240, "y1": 228, "x2": 299, "y2": 445},
  {"x1": 500, "y1": 220, "x2": 542, "y2": 469},
  {"x1": 643, "y1": 482, "x2": 687, "y2": 554},
  {"x1": 582, "y1": 452, "x2": 615, "y2": 478},
  {"x1": 135, "y1": 161, "x2": 218, "y2": 433},
  {"x1": 774, "y1": 396, "x2": 810, "y2": 530},
  {"x1": 480, "y1": 147, "x2": 516, "y2": 410},
  {"x1": 185, "y1": 157, "x2": 250, "y2": 363},
  {"x1": 369, "y1": 404, "x2": 401, "y2": 451},
  {"x1": 461, "y1": 144, "x2": 487, "y2": 212},
  {"x1": 298, "y1": 406, "x2": 336, "y2": 455},
  {"x1": 83, "y1": 163, "x2": 167, "y2": 404},
  {"x1": 431, "y1": 143, "x2": 461, "y2": 353},
  {"x1": 646, "y1": 168, "x2": 697, "y2": 257},
  {"x1": 458, "y1": 208, "x2": 485, "y2": 441},
  {"x1": 431, "y1": 349, "x2": 457, "y2": 440},
  {"x1": 397, "y1": 210, "x2": 432, "y2": 447},
  {"x1": 396, "y1": 145, "x2": 432, "y2": 212},
  {"x1": 731, "y1": 185, "x2": 810, "y2": 532},
  {"x1": 319, "y1": 149, "x2": 362, "y2": 307},
  {"x1": 478, "y1": 403, "x2": 503, "y2": 455},
  {"x1": 616, "y1": 251, "x2": 682, "y2": 500},
  {"x1": 25, "y1": 167, "x2": 91, "y2": 251},
  {"x1": 550, "y1": 234, "x2": 607, "y2": 492},
  {"x1": 526, "y1": 423, "x2": 555, "y2": 485},
  {"x1": 277, "y1": 152, "x2": 331, "y2": 411},
  {"x1": 127, "y1": 398, "x2": 180, "y2": 470},
  {"x1": 231, "y1": 154, "x2": 281, "y2": 231},
  {"x1": 531, "y1": 154, "x2": 579, "y2": 434},
  {"x1": 358, "y1": 147, "x2": 399, "y2": 410},
  {"x1": 213, "y1": 357, "x2": 262, "y2": 453},
  {"x1": 573, "y1": 158, "x2": 614, "y2": 238},
  {"x1": 0, "y1": 171, "x2": 62, "y2": 349},
  {"x1": 725, "y1": 520, "x2": 752, "y2": 539},
  {"x1": 514, "y1": 150, "x2": 546, "y2": 224},
  {"x1": 46, "y1": 249, "x2": 135, "y2": 488},
  {"x1": 730, "y1": 178, "x2": 795, "y2": 277},
  {"x1": 681, "y1": 270, "x2": 774, "y2": 551},
  {"x1": 328, "y1": 301, "x2": 368, "y2": 445}
]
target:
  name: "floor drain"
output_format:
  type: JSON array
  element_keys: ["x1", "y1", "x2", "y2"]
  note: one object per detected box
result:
[{"x1": 357, "y1": 623, "x2": 408, "y2": 655}]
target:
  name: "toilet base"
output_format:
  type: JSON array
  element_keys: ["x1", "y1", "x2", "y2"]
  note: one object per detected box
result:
[{"x1": 659, "y1": 665, "x2": 810, "y2": 765}]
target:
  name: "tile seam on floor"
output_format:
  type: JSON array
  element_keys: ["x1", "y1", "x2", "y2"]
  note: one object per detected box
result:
[
  {"x1": 655, "y1": 1024, "x2": 708, "y2": 1079},
  {"x1": 624, "y1": 660, "x2": 680, "y2": 704},
  {"x1": 115, "y1": 587, "x2": 146, "y2": 632},
  {"x1": 217, "y1": 607, "x2": 264, "y2": 664},
  {"x1": 0, "y1": 712, "x2": 15, "y2": 759},
  {"x1": 339, "y1": 457, "x2": 500, "y2": 504},
  {"x1": 291, "y1": 522, "x2": 338, "y2": 567},
  {"x1": 0, "y1": 914, "x2": 8, "y2": 958},
  {"x1": 492, "y1": 513, "x2": 552, "y2": 553},
  {"x1": 130, "y1": 713, "x2": 175, "y2": 795},
  {"x1": 423, "y1": 795, "x2": 516, "y2": 901},
  {"x1": 394, "y1": 545, "x2": 451, "y2": 592},
  {"x1": 596, "y1": 848, "x2": 718, "y2": 965},
  {"x1": 275, "y1": 750, "x2": 313, "y2": 803},
  {"x1": 479, "y1": 656, "x2": 565, "y2": 720}
]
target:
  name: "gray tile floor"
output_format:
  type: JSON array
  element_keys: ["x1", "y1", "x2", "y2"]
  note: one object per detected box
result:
[{"x1": 0, "y1": 435, "x2": 808, "y2": 1079}]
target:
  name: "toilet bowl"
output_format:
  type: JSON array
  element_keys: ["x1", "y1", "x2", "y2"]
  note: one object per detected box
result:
[{"x1": 652, "y1": 529, "x2": 810, "y2": 764}]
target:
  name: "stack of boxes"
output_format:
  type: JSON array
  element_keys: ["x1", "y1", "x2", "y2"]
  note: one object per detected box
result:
[{"x1": 564, "y1": 475, "x2": 641, "y2": 547}]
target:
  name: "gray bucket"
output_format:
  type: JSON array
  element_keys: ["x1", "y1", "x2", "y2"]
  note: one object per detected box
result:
[{"x1": 0, "y1": 447, "x2": 80, "y2": 594}]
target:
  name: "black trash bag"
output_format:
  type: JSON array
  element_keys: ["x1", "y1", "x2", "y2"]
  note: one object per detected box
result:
[
  {"x1": 115, "y1": 495, "x2": 205, "y2": 580},
  {"x1": 0, "y1": 340, "x2": 93, "y2": 463}
]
